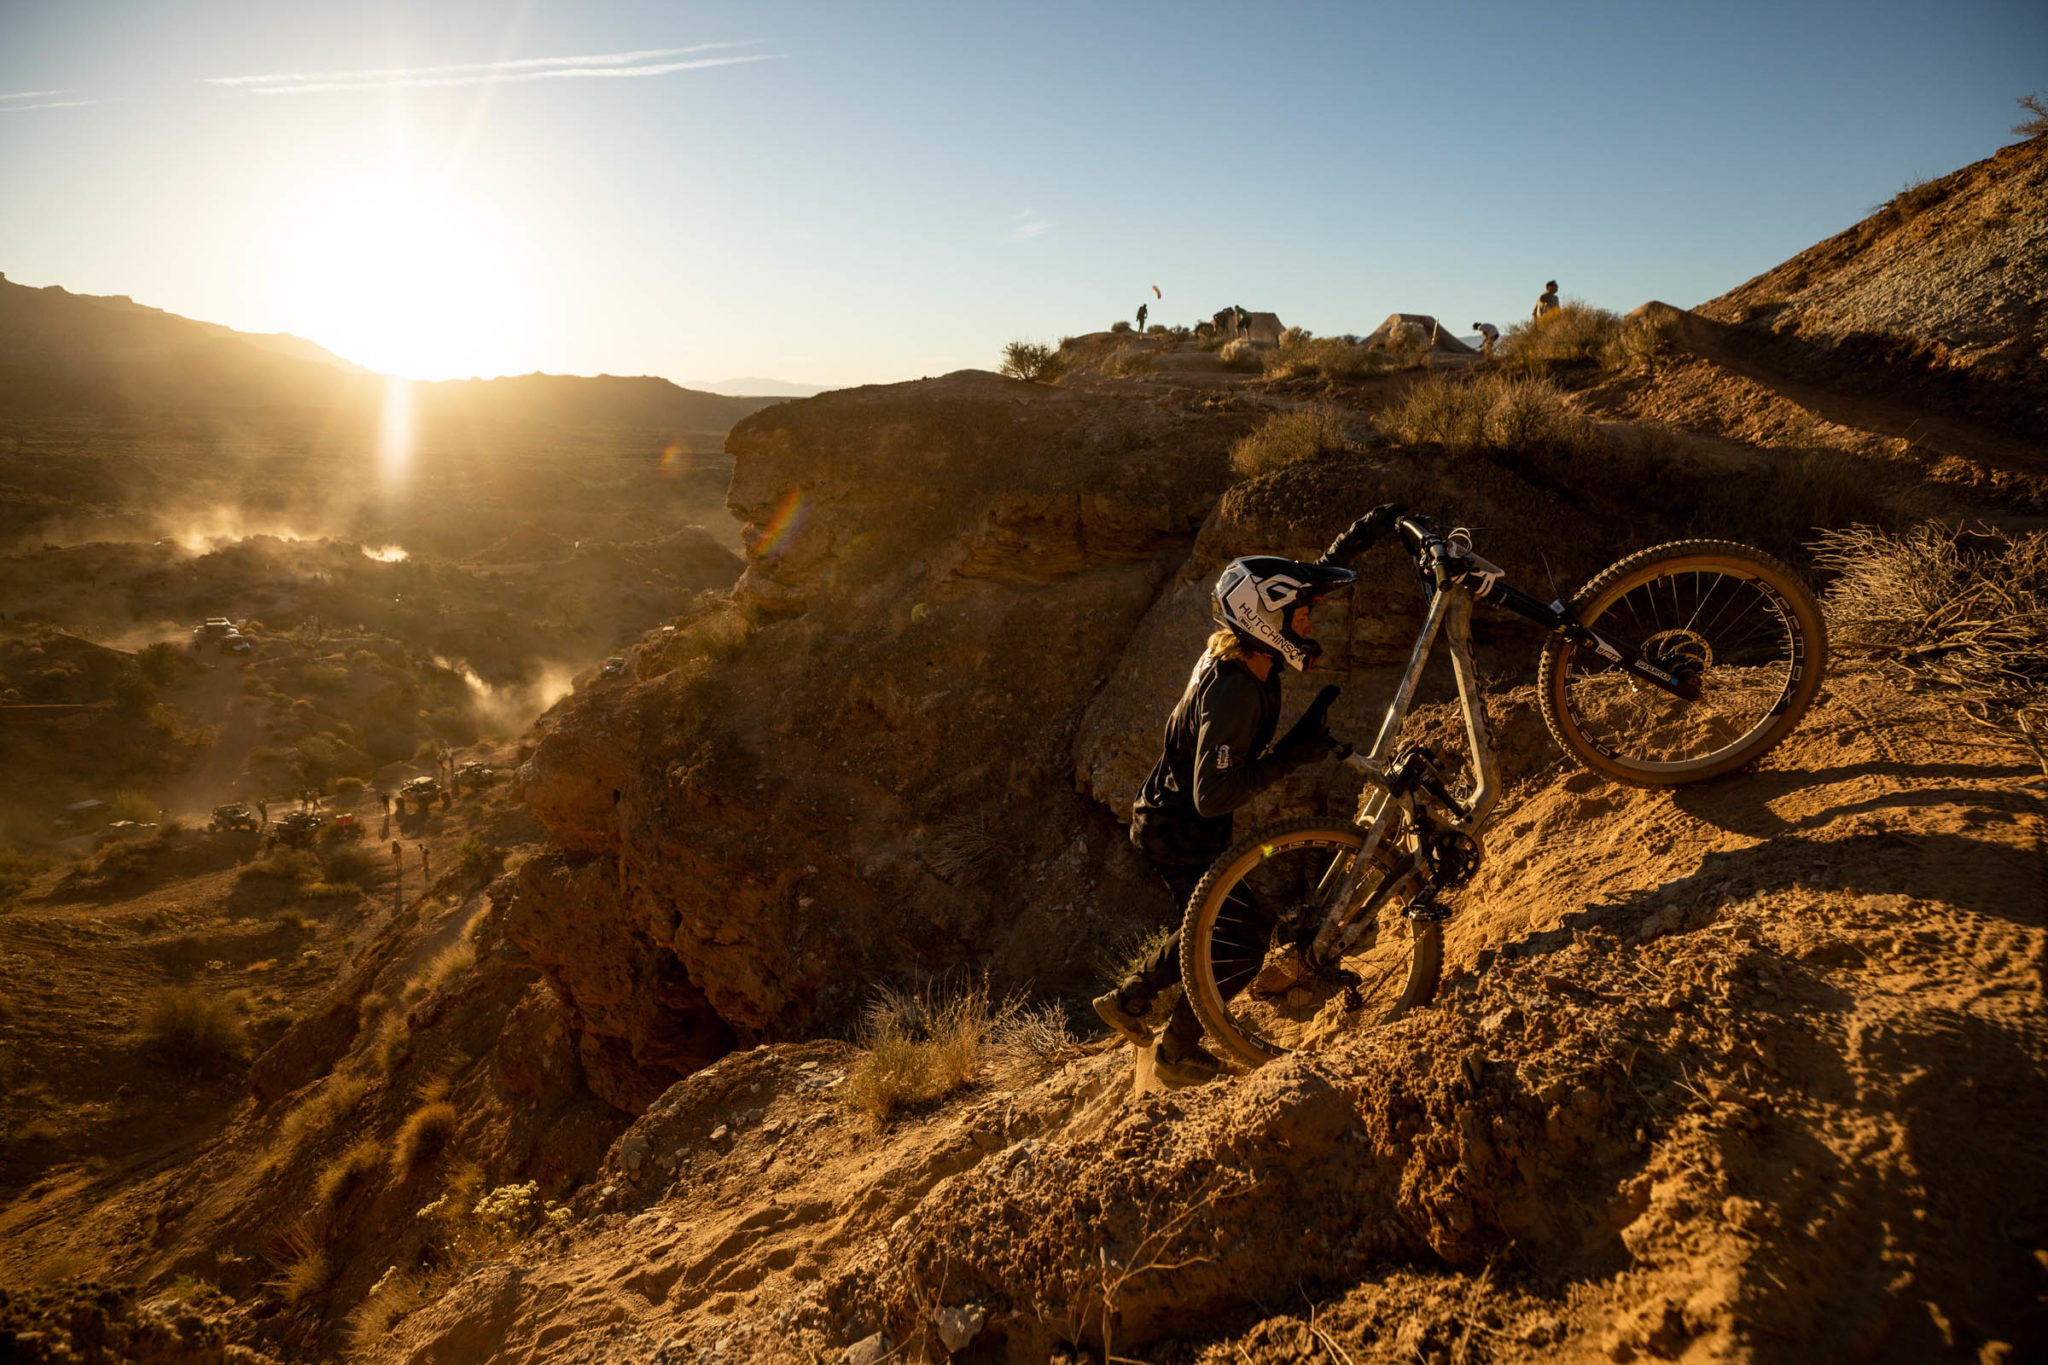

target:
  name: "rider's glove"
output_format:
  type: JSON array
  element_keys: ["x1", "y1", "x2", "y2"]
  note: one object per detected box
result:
[
  {"x1": 1318, "y1": 503, "x2": 1407, "y2": 567},
  {"x1": 1271, "y1": 685, "x2": 1341, "y2": 769}
]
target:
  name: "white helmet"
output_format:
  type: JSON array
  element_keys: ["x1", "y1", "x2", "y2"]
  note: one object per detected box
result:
[{"x1": 1212, "y1": 556, "x2": 1357, "y2": 671}]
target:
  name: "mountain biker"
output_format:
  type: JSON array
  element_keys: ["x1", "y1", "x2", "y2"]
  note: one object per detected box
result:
[{"x1": 1093, "y1": 504, "x2": 1406, "y2": 1084}]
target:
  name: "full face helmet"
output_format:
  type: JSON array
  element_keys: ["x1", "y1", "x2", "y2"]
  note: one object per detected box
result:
[{"x1": 1212, "y1": 556, "x2": 1357, "y2": 671}]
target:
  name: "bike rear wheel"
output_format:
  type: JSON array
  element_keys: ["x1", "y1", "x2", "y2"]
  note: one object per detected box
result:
[
  {"x1": 1538, "y1": 540, "x2": 1827, "y2": 787},
  {"x1": 1180, "y1": 819, "x2": 1442, "y2": 1068}
]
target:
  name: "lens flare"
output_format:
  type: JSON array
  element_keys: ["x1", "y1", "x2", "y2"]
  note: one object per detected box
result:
[
  {"x1": 658, "y1": 437, "x2": 691, "y2": 477},
  {"x1": 753, "y1": 488, "x2": 807, "y2": 558},
  {"x1": 379, "y1": 375, "x2": 414, "y2": 484}
]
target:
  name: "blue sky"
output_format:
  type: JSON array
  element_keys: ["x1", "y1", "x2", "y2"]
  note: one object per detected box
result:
[{"x1": 2, "y1": 1, "x2": 2042, "y2": 387}]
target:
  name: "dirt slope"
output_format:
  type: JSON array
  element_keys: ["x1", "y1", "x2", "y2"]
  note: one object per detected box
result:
[{"x1": 352, "y1": 669, "x2": 2044, "y2": 1364}]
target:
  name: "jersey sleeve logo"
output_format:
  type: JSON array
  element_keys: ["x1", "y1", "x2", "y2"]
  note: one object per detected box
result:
[{"x1": 1215, "y1": 744, "x2": 1232, "y2": 770}]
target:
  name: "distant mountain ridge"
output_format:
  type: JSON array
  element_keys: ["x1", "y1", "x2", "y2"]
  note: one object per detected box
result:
[
  {"x1": 0, "y1": 274, "x2": 776, "y2": 430},
  {"x1": 684, "y1": 377, "x2": 829, "y2": 398}
]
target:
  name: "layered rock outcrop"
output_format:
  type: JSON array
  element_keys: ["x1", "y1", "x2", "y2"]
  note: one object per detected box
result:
[{"x1": 506, "y1": 372, "x2": 1245, "y2": 1110}]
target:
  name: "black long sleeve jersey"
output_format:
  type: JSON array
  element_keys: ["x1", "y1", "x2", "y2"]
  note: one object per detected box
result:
[{"x1": 1132, "y1": 652, "x2": 1284, "y2": 862}]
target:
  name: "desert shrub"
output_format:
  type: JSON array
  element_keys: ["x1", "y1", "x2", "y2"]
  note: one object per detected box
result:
[
  {"x1": 270, "y1": 1075, "x2": 370, "y2": 1164},
  {"x1": 320, "y1": 845, "x2": 379, "y2": 888},
  {"x1": 1109, "y1": 320, "x2": 1132, "y2": 335},
  {"x1": 155, "y1": 818, "x2": 184, "y2": 839},
  {"x1": 1601, "y1": 311, "x2": 1679, "y2": 371},
  {"x1": 1380, "y1": 373, "x2": 1599, "y2": 459},
  {"x1": 136, "y1": 642, "x2": 181, "y2": 686},
  {"x1": 241, "y1": 849, "x2": 316, "y2": 884},
  {"x1": 1261, "y1": 336, "x2": 1383, "y2": 383},
  {"x1": 1498, "y1": 304, "x2": 1622, "y2": 373},
  {"x1": 2016, "y1": 90, "x2": 2048, "y2": 139},
  {"x1": 313, "y1": 1137, "x2": 385, "y2": 1214},
  {"x1": 999, "y1": 341, "x2": 1063, "y2": 383},
  {"x1": 111, "y1": 791, "x2": 160, "y2": 824},
  {"x1": 140, "y1": 987, "x2": 245, "y2": 1073},
  {"x1": 111, "y1": 672, "x2": 157, "y2": 714},
  {"x1": 294, "y1": 664, "x2": 349, "y2": 696},
  {"x1": 1218, "y1": 338, "x2": 1259, "y2": 370},
  {"x1": 454, "y1": 836, "x2": 500, "y2": 879},
  {"x1": 331, "y1": 775, "x2": 365, "y2": 796},
  {"x1": 376, "y1": 1020, "x2": 414, "y2": 1074},
  {"x1": 847, "y1": 977, "x2": 1014, "y2": 1123},
  {"x1": 1875, "y1": 175, "x2": 1949, "y2": 227},
  {"x1": 409, "y1": 941, "x2": 476, "y2": 1003},
  {"x1": 390, "y1": 1101, "x2": 460, "y2": 1175},
  {"x1": 0, "y1": 847, "x2": 50, "y2": 903},
  {"x1": 278, "y1": 1241, "x2": 330, "y2": 1303},
  {"x1": 988, "y1": 1003, "x2": 1076, "y2": 1087},
  {"x1": 347, "y1": 1266, "x2": 431, "y2": 1352},
  {"x1": 1229, "y1": 406, "x2": 1348, "y2": 478},
  {"x1": 924, "y1": 814, "x2": 1013, "y2": 885},
  {"x1": 1812, "y1": 523, "x2": 2048, "y2": 708}
]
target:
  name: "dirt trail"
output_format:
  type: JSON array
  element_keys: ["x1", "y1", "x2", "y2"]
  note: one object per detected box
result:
[{"x1": 360, "y1": 670, "x2": 2046, "y2": 1363}]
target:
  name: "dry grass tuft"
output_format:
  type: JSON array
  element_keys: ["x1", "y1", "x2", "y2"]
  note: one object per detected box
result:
[
  {"x1": 313, "y1": 1137, "x2": 385, "y2": 1215},
  {"x1": 1217, "y1": 338, "x2": 1259, "y2": 370},
  {"x1": 269, "y1": 1074, "x2": 370, "y2": 1166},
  {"x1": 347, "y1": 1266, "x2": 431, "y2": 1352},
  {"x1": 139, "y1": 987, "x2": 245, "y2": 1073},
  {"x1": 1601, "y1": 311, "x2": 1679, "y2": 371},
  {"x1": 1497, "y1": 303, "x2": 1622, "y2": 372},
  {"x1": 240, "y1": 849, "x2": 316, "y2": 884},
  {"x1": 1229, "y1": 406, "x2": 1348, "y2": 478},
  {"x1": 1380, "y1": 373, "x2": 1598, "y2": 459},
  {"x1": 375, "y1": 1019, "x2": 415, "y2": 1074},
  {"x1": 924, "y1": 813, "x2": 1015, "y2": 885},
  {"x1": 847, "y1": 978, "x2": 1015, "y2": 1123},
  {"x1": 1813, "y1": 523, "x2": 2048, "y2": 709},
  {"x1": 390, "y1": 1101, "x2": 460, "y2": 1175},
  {"x1": 1261, "y1": 336, "x2": 1390, "y2": 383},
  {"x1": 988, "y1": 1003, "x2": 1077, "y2": 1088}
]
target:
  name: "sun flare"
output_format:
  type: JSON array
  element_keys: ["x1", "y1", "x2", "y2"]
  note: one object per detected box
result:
[{"x1": 261, "y1": 164, "x2": 536, "y2": 380}]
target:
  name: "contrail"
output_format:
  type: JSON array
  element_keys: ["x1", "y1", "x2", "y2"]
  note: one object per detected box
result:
[
  {"x1": 0, "y1": 99, "x2": 97, "y2": 113},
  {"x1": 205, "y1": 42, "x2": 767, "y2": 94}
]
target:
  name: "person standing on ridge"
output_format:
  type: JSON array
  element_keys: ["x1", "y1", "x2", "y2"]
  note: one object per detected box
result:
[
  {"x1": 1473, "y1": 321, "x2": 1500, "y2": 357},
  {"x1": 1232, "y1": 304, "x2": 1250, "y2": 338},
  {"x1": 1092, "y1": 504, "x2": 1406, "y2": 1085},
  {"x1": 1137, "y1": 302, "x2": 1149, "y2": 332},
  {"x1": 1533, "y1": 281, "x2": 1561, "y2": 321},
  {"x1": 255, "y1": 797, "x2": 268, "y2": 828}
]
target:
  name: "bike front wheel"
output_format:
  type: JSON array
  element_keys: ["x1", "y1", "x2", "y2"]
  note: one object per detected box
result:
[
  {"x1": 1180, "y1": 819, "x2": 1443, "y2": 1069},
  {"x1": 1538, "y1": 540, "x2": 1827, "y2": 787}
]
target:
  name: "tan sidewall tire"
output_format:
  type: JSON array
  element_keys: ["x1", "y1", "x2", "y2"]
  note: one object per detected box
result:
[
  {"x1": 1538, "y1": 540, "x2": 1828, "y2": 788},
  {"x1": 1180, "y1": 819, "x2": 1444, "y2": 1068}
]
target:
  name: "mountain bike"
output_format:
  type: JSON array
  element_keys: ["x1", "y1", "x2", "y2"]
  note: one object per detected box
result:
[{"x1": 1179, "y1": 515, "x2": 1827, "y2": 1067}]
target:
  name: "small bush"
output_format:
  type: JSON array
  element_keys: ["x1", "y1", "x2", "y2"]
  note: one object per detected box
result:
[
  {"x1": 376, "y1": 1020, "x2": 414, "y2": 1074},
  {"x1": 1498, "y1": 304, "x2": 1622, "y2": 373},
  {"x1": 847, "y1": 978, "x2": 1013, "y2": 1123},
  {"x1": 137, "y1": 642, "x2": 182, "y2": 686},
  {"x1": 112, "y1": 672, "x2": 157, "y2": 714},
  {"x1": 241, "y1": 850, "x2": 317, "y2": 884},
  {"x1": 455, "y1": 836, "x2": 500, "y2": 879},
  {"x1": 1262, "y1": 336, "x2": 1384, "y2": 383},
  {"x1": 2016, "y1": 90, "x2": 2048, "y2": 139},
  {"x1": 1229, "y1": 406, "x2": 1348, "y2": 478},
  {"x1": 347, "y1": 1267, "x2": 430, "y2": 1353},
  {"x1": 390, "y1": 1101, "x2": 460, "y2": 1175},
  {"x1": 1875, "y1": 175, "x2": 1948, "y2": 226},
  {"x1": 140, "y1": 987, "x2": 245, "y2": 1073},
  {"x1": 1812, "y1": 523, "x2": 2048, "y2": 707},
  {"x1": 320, "y1": 846, "x2": 379, "y2": 888},
  {"x1": 1, "y1": 847, "x2": 50, "y2": 903},
  {"x1": 999, "y1": 341, "x2": 1063, "y2": 383},
  {"x1": 278, "y1": 1243, "x2": 330, "y2": 1303},
  {"x1": 295, "y1": 664, "x2": 350, "y2": 696},
  {"x1": 1380, "y1": 373, "x2": 1599, "y2": 460},
  {"x1": 1218, "y1": 338, "x2": 1258, "y2": 370},
  {"x1": 988, "y1": 1003, "x2": 1076, "y2": 1088},
  {"x1": 1601, "y1": 312, "x2": 1679, "y2": 371},
  {"x1": 331, "y1": 776, "x2": 365, "y2": 796},
  {"x1": 270, "y1": 1075, "x2": 370, "y2": 1163},
  {"x1": 924, "y1": 814, "x2": 1013, "y2": 886},
  {"x1": 313, "y1": 1137, "x2": 385, "y2": 1214},
  {"x1": 411, "y1": 941, "x2": 476, "y2": 1002}
]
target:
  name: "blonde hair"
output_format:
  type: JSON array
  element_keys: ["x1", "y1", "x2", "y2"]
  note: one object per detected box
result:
[{"x1": 1205, "y1": 628, "x2": 1246, "y2": 662}]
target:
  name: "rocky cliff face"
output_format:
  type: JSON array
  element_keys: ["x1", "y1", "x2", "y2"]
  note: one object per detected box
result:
[{"x1": 507, "y1": 372, "x2": 1245, "y2": 1111}]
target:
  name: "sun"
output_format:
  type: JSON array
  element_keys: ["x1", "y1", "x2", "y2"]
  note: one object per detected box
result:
[{"x1": 261, "y1": 165, "x2": 535, "y2": 380}]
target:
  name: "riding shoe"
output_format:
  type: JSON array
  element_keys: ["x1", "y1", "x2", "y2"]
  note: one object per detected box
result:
[
  {"x1": 1152, "y1": 1033, "x2": 1223, "y2": 1088},
  {"x1": 1091, "y1": 989, "x2": 1154, "y2": 1047}
]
